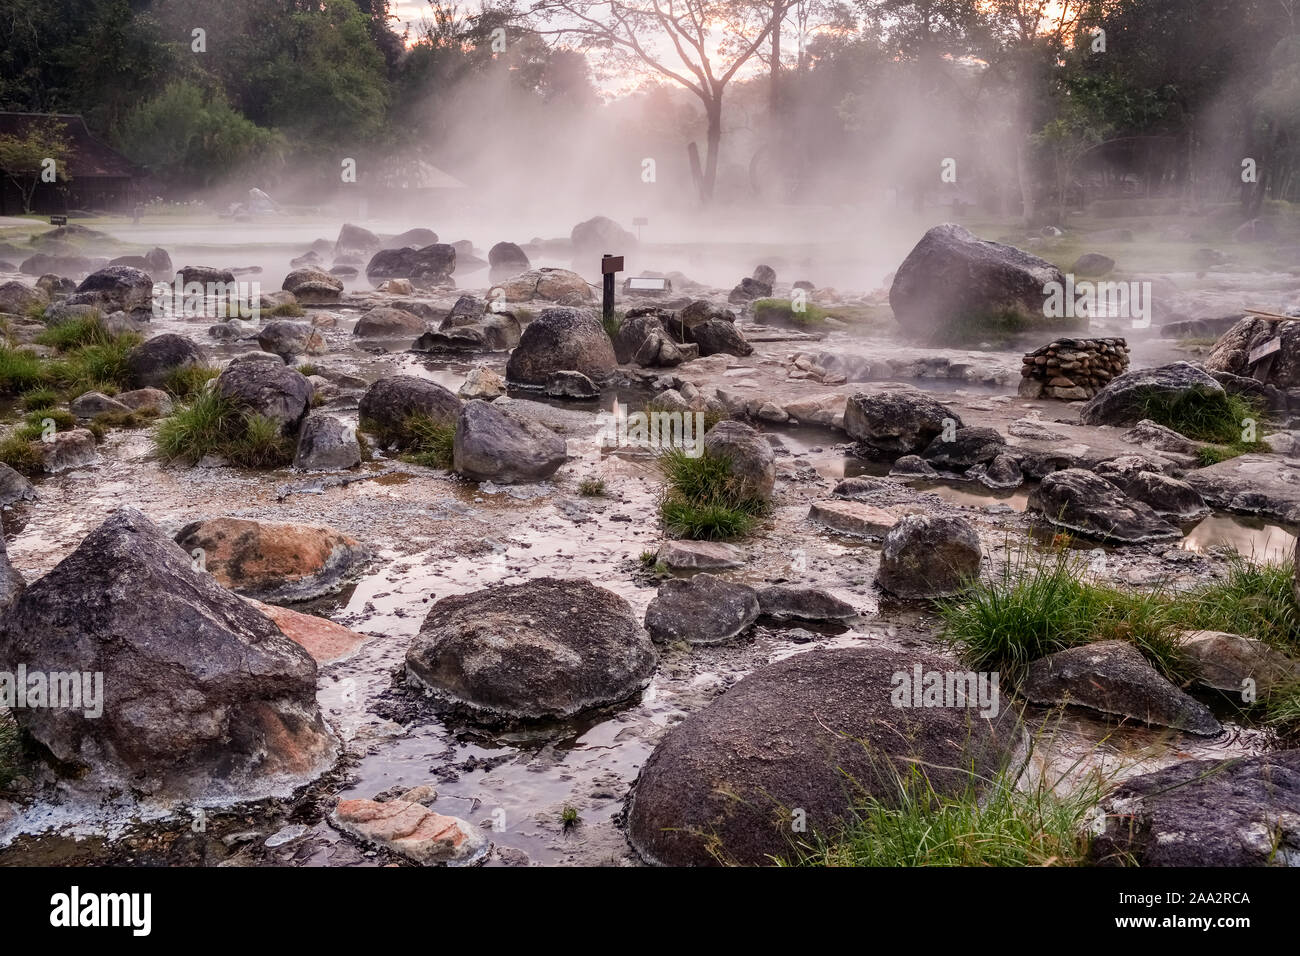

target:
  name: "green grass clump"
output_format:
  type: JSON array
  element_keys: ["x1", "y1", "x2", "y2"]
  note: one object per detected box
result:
[
  {"x1": 267, "y1": 302, "x2": 305, "y2": 318},
  {"x1": 42, "y1": 337, "x2": 137, "y2": 396},
  {"x1": 296, "y1": 363, "x2": 320, "y2": 377},
  {"x1": 162, "y1": 364, "x2": 219, "y2": 400},
  {"x1": 790, "y1": 761, "x2": 1104, "y2": 867},
  {"x1": 0, "y1": 347, "x2": 47, "y2": 394},
  {"x1": 0, "y1": 710, "x2": 22, "y2": 790},
  {"x1": 1137, "y1": 389, "x2": 1262, "y2": 445},
  {"x1": 16, "y1": 407, "x2": 76, "y2": 441},
  {"x1": 0, "y1": 434, "x2": 42, "y2": 475},
  {"x1": 153, "y1": 390, "x2": 292, "y2": 468},
  {"x1": 752, "y1": 298, "x2": 830, "y2": 326},
  {"x1": 658, "y1": 447, "x2": 769, "y2": 541},
  {"x1": 601, "y1": 309, "x2": 624, "y2": 340},
  {"x1": 34, "y1": 314, "x2": 113, "y2": 351},
  {"x1": 396, "y1": 414, "x2": 455, "y2": 469},
  {"x1": 1162, "y1": 557, "x2": 1300, "y2": 651},
  {"x1": 578, "y1": 476, "x2": 607, "y2": 497},
  {"x1": 18, "y1": 387, "x2": 58, "y2": 411},
  {"x1": 1261, "y1": 681, "x2": 1300, "y2": 743}
]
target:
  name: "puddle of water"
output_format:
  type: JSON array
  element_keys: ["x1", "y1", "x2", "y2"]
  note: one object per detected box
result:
[{"x1": 1181, "y1": 514, "x2": 1296, "y2": 565}]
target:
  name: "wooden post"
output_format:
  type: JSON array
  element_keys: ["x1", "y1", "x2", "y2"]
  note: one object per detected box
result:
[
  {"x1": 601, "y1": 253, "x2": 624, "y2": 327},
  {"x1": 687, "y1": 143, "x2": 705, "y2": 203}
]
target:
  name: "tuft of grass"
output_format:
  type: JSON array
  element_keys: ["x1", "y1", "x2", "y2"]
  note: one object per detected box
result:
[
  {"x1": 267, "y1": 302, "x2": 305, "y2": 318},
  {"x1": 17, "y1": 407, "x2": 76, "y2": 441},
  {"x1": 0, "y1": 434, "x2": 42, "y2": 475},
  {"x1": 1162, "y1": 557, "x2": 1300, "y2": 652},
  {"x1": 296, "y1": 363, "x2": 320, "y2": 377},
  {"x1": 162, "y1": 364, "x2": 219, "y2": 400},
  {"x1": 397, "y1": 414, "x2": 455, "y2": 469},
  {"x1": 578, "y1": 476, "x2": 607, "y2": 497},
  {"x1": 18, "y1": 387, "x2": 58, "y2": 411},
  {"x1": 752, "y1": 298, "x2": 830, "y2": 326},
  {"x1": 42, "y1": 338, "x2": 137, "y2": 396},
  {"x1": 658, "y1": 447, "x2": 769, "y2": 541},
  {"x1": 0, "y1": 347, "x2": 47, "y2": 394},
  {"x1": 1137, "y1": 389, "x2": 1263, "y2": 445},
  {"x1": 601, "y1": 309, "x2": 624, "y2": 340},
  {"x1": 0, "y1": 710, "x2": 22, "y2": 790},
  {"x1": 34, "y1": 314, "x2": 112, "y2": 351},
  {"x1": 561, "y1": 806, "x2": 580, "y2": 832},
  {"x1": 789, "y1": 759, "x2": 1105, "y2": 867},
  {"x1": 1261, "y1": 680, "x2": 1300, "y2": 743},
  {"x1": 153, "y1": 390, "x2": 292, "y2": 468}
]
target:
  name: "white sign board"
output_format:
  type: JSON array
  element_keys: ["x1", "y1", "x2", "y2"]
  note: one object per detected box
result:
[
  {"x1": 1249, "y1": 337, "x2": 1282, "y2": 364},
  {"x1": 627, "y1": 277, "x2": 669, "y2": 291}
]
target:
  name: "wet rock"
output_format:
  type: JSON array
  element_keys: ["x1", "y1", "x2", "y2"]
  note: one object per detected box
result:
[
  {"x1": 571, "y1": 215, "x2": 636, "y2": 255},
  {"x1": 614, "y1": 311, "x2": 676, "y2": 365},
  {"x1": 364, "y1": 245, "x2": 456, "y2": 288},
  {"x1": 878, "y1": 514, "x2": 981, "y2": 598},
  {"x1": 353, "y1": 306, "x2": 427, "y2": 337},
  {"x1": 175, "y1": 516, "x2": 367, "y2": 602},
  {"x1": 257, "y1": 320, "x2": 325, "y2": 360},
  {"x1": 334, "y1": 223, "x2": 380, "y2": 259},
  {"x1": 1022, "y1": 640, "x2": 1221, "y2": 735},
  {"x1": 1028, "y1": 468, "x2": 1183, "y2": 543},
  {"x1": 626, "y1": 645, "x2": 1020, "y2": 866},
  {"x1": 281, "y1": 267, "x2": 344, "y2": 304},
  {"x1": 19, "y1": 253, "x2": 98, "y2": 277},
  {"x1": 1177, "y1": 630, "x2": 1300, "y2": 695},
  {"x1": 489, "y1": 267, "x2": 593, "y2": 304},
  {"x1": 1095, "y1": 460, "x2": 1208, "y2": 519},
  {"x1": 888, "y1": 455, "x2": 939, "y2": 479},
  {"x1": 67, "y1": 265, "x2": 154, "y2": 314},
  {"x1": 488, "y1": 241, "x2": 529, "y2": 272},
  {"x1": 889, "y1": 223, "x2": 1069, "y2": 339},
  {"x1": 0, "y1": 462, "x2": 36, "y2": 505},
  {"x1": 676, "y1": 300, "x2": 737, "y2": 332},
  {"x1": 644, "y1": 574, "x2": 760, "y2": 645},
  {"x1": 124, "y1": 334, "x2": 207, "y2": 390},
  {"x1": 35, "y1": 273, "x2": 76, "y2": 296},
  {"x1": 0, "y1": 280, "x2": 46, "y2": 314},
  {"x1": 1071, "y1": 252, "x2": 1115, "y2": 276},
  {"x1": 757, "y1": 586, "x2": 856, "y2": 621},
  {"x1": 843, "y1": 386, "x2": 961, "y2": 456},
  {"x1": 752, "y1": 264, "x2": 777, "y2": 286},
  {"x1": 1204, "y1": 316, "x2": 1300, "y2": 388},
  {"x1": 247, "y1": 598, "x2": 369, "y2": 664},
  {"x1": 1007, "y1": 417, "x2": 1067, "y2": 441},
  {"x1": 832, "y1": 476, "x2": 900, "y2": 499},
  {"x1": 689, "y1": 318, "x2": 752, "y2": 358},
  {"x1": 1119, "y1": 419, "x2": 1201, "y2": 455},
  {"x1": 453, "y1": 399, "x2": 567, "y2": 483},
  {"x1": 0, "y1": 508, "x2": 337, "y2": 799},
  {"x1": 0, "y1": 535, "x2": 24, "y2": 611},
  {"x1": 70, "y1": 391, "x2": 130, "y2": 418},
  {"x1": 179, "y1": 265, "x2": 236, "y2": 286},
  {"x1": 784, "y1": 393, "x2": 846, "y2": 427},
  {"x1": 331, "y1": 797, "x2": 486, "y2": 865},
  {"x1": 294, "y1": 413, "x2": 360, "y2": 471},
  {"x1": 1091, "y1": 751, "x2": 1300, "y2": 866},
  {"x1": 458, "y1": 366, "x2": 505, "y2": 400},
  {"x1": 40, "y1": 428, "x2": 97, "y2": 473},
  {"x1": 655, "y1": 539, "x2": 744, "y2": 570},
  {"x1": 809, "y1": 499, "x2": 898, "y2": 537},
  {"x1": 1184, "y1": 454, "x2": 1300, "y2": 523},
  {"x1": 704, "y1": 420, "x2": 776, "y2": 502},
  {"x1": 115, "y1": 387, "x2": 173, "y2": 415},
  {"x1": 1079, "y1": 362, "x2": 1224, "y2": 427},
  {"x1": 921, "y1": 426, "x2": 1007, "y2": 469},
  {"x1": 215, "y1": 361, "x2": 313, "y2": 435},
  {"x1": 384, "y1": 228, "x2": 439, "y2": 250},
  {"x1": 544, "y1": 370, "x2": 599, "y2": 399},
  {"x1": 377, "y1": 278, "x2": 413, "y2": 295},
  {"x1": 967, "y1": 453, "x2": 1024, "y2": 490},
  {"x1": 505, "y1": 307, "x2": 615, "y2": 387},
  {"x1": 358, "y1": 375, "x2": 461, "y2": 442},
  {"x1": 404, "y1": 577, "x2": 657, "y2": 722},
  {"x1": 727, "y1": 276, "x2": 772, "y2": 304}
]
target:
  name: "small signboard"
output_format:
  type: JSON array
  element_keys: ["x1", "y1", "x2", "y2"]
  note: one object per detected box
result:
[
  {"x1": 49, "y1": 215, "x2": 67, "y2": 226},
  {"x1": 632, "y1": 217, "x2": 648, "y2": 226},
  {"x1": 627, "y1": 277, "x2": 668, "y2": 291},
  {"x1": 601, "y1": 255, "x2": 624, "y2": 274},
  {"x1": 1249, "y1": 337, "x2": 1282, "y2": 364}
]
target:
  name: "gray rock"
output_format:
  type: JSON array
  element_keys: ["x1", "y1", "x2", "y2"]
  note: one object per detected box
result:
[
  {"x1": 294, "y1": 413, "x2": 361, "y2": 471},
  {"x1": 1185, "y1": 454, "x2": 1300, "y2": 523},
  {"x1": 364, "y1": 244, "x2": 456, "y2": 286},
  {"x1": 405, "y1": 577, "x2": 656, "y2": 722},
  {"x1": 654, "y1": 540, "x2": 744, "y2": 570},
  {"x1": 70, "y1": 390, "x2": 131, "y2": 418},
  {"x1": 358, "y1": 376, "x2": 461, "y2": 445},
  {"x1": 544, "y1": 370, "x2": 600, "y2": 399},
  {"x1": 488, "y1": 241, "x2": 529, "y2": 271},
  {"x1": 1071, "y1": 252, "x2": 1115, "y2": 276},
  {"x1": 453, "y1": 399, "x2": 567, "y2": 483},
  {"x1": 0, "y1": 508, "x2": 337, "y2": 799},
  {"x1": 644, "y1": 574, "x2": 760, "y2": 645},
  {"x1": 1120, "y1": 419, "x2": 1201, "y2": 455},
  {"x1": 703, "y1": 420, "x2": 776, "y2": 502},
  {"x1": 1091, "y1": 751, "x2": 1300, "y2": 866},
  {"x1": 968, "y1": 453, "x2": 1024, "y2": 490},
  {"x1": 40, "y1": 428, "x2": 97, "y2": 473},
  {"x1": 281, "y1": 267, "x2": 344, "y2": 304},
  {"x1": 570, "y1": 215, "x2": 637, "y2": 256},
  {"x1": 1079, "y1": 362, "x2": 1224, "y2": 427},
  {"x1": 689, "y1": 318, "x2": 752, "y2": 358},
  {"x1": 505, "y1": 307, "x2": 616, "y2": 386},
  {"x1": 1177, "y1": 630, "x2": 1300, "y2": 695},
  {"x1": 0, "y1": 534, "x2": 23, "y2": 611},
  {"x1": 215, "y1": 360, "x2": 313, "y2": 434},
  {"x1": 1022, "y1": 640, "x2": 1221, "y2": 735},
  {"x1": 0, "y1": 462, "x2": 36, "y2": 505},
  {"x1": 68, "y1": 265, "x2": 154, "y2": 314},
  {"x1": 1204, "y1": 316, "x2": 1300, "y2": 388},
  {"x1": 809, "y1": 499, "x2": 899, "y2": 537},
  {"x1": 353, "y1": 307, "x2": 427, "y2": 337},
  {"x1": 626, "y1": 645, "x2": 1021, "y2": 866},
  {"x1": 844, "y1": 386, "x2": 961, "y2": 456},
  {"x1": 889, "y1": 454, "x2": 939, "y2": 479},
  {"x1": 921, "y1": 426, "x2": 1007, "y2": 469},
  {"x1": 0, "y1": 280, "x2": 45, "y2": 314},
  {"x1": 257, "y1": 320, "x2": 324, "y2": 360},
  {"x1": 878, "y1": 514, "x2": 981, "y2": 598},
  {"x1": 757, "y1": 586, "x2": 856, "y2": 621},
  {"x1": 1027, "y1": 468, "x2": 1182, "y2": 543},
  {"x1": 126, "y1": 333, "x2": 208, "y2": 389},
  {"x1": 1095, "y1": 461, "x2": 1208, "y2": 519}
]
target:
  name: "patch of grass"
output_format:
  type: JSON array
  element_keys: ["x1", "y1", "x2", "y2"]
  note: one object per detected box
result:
[
  {"x1": 790, "y1": 758, "x2": 1105, "y2": 867},
  {"x1": 18, "y1": 387, "x2": 58, "y2": 411},
  {"x1": 0, "y1": 434, "x2": 42, "y2": 475},
  {"x1": 0, "y1": 347, "x2": 46, "y2": 394},
  {"x1": 1162, "y1": 557, "x2": 1300, "y2": 652},
  {"x1": 578, "y1": 476, "x2": 607, "y2": 497},
  {"x1": 752, "y1": 298, "x2": 830, "y2": 326},
  {"x1": 658, "y1": 447, "x2": 769, "y2": 541},
  {"x1": 153, "y1": 390, "x2": 292, "y2": 468},
  {"x1": 89, "y1": 408, "x2": 156, "y2": 437},
  {"x1": 42, "y1": 337, "x2": 137, "y2": 396},
  {"x1": 162, "y1": 364, "x2": 219, "y2": 400},
  {"x1": 396, "y1": 414, "x2": 454, "y2": 469},
  {"x1": 16, "y1": 407, "x2": 76, "y2": 441},
  {"x1": 601, "y1": 309, "x2": 624, "y2": 340},
  {"x1": 296, "y1": 363, "x2": 320, "y2": 377},
  {"x1": 1261, "y1": 680, "x2": 1300, "y2": 743},
  {"x1": 34, "y1": 314, "x2": 112, "y2": 351},
  {"x1": 561, "y1": 806, "x2": 580, "y2": 831},
  {"x1": 1137, "y1": 389, "x2": 1263, "y2": 445},
  {"x1": 0, "y1": 710, "x2": 22, "y2": 790},
  {"x1": 1194, "y1": 440, "x2": 1269, "y2": 466},
  {"x1": 267, "y1": 302, "x2": 305, "y2": 318}
]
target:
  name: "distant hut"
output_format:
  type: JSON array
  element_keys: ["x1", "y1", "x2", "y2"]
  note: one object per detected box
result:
[
  {"x1": 364, "y1": 154, "x2": 468, "y2": 215},
  {"x1": 0, "y1": 112, "x2": 139, "y2": 215}
]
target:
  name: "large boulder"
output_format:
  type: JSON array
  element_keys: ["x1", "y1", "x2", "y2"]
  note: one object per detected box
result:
[
  {"x1": 1022, "y1": 640, "x2": 1221, "y2": 735},
  {"x1": 0, "y1": 534, "x2": 25, "y2": 612},
  {"x1": 919, "y1": 426, "x2": 1007, "y2": 470},
  {"x1": 383, "y1": 228, "x2": 438, "y2": 250},
  {"x1": 1094, "y1": 458, "x2": 1208, "y2": 520},
  {"x1": 1027, "y1": 468, "x2": 1182, "y2": 544},
  {"x1": 414, "y1": 312, "x2": 521, "y2": 351},
  {"x1": 690, "y1": 318, "x2": 752, "y2": 358},
  {"x1": 215, "y1": 360, "x2": 313, "y2": 434},
  {"x1": 178, "y1": 265, "x2": 236, "y2": 287},
  {"x1": 505, "y1": 307, "x2": 616, "y2": 386},
  {"x1": 0, "y1": 508, "x2": 337, "y2": 799},
  {"x1": 626, "y1": 645, "x2": 1020, "y2": 866},
  {"x1": 334, "y1": 223, "x2": 380, "y2": 259},
  {"x1": 0, "y1": 280, "x2": 46, "y2": 315},
  {"x1": 257, "y1": 320, "x2": 324, "y2": 359},
  {"x1": 488, "y1": 241, "x2": 530, "y2": 272},
  {"x1": 488, "y1": 267, "x2": 593, "y2": 304},
  {"x1": 1090, "y1": 751, "x2": 1300, "y2": 866},
  {"x1": 67, "y1": 265, "x2": 154, "y2": 314},
  {"x1": 353, "y1": 307, "x2": 427, "y2": 338},
  {"x1": 358, "y1": 376, "x2": 461, "y2": 444},
  {"x1": 126, "y1": 333, "x2": 208, "y2": 389},
  {"x1": 570, "y1": 215, "x2": 636, "y2": 256},
  {"x1": 643, "y1": 574, "x2": 760, "y2": 645},
  {"x1": 889, "y1": 223, "x2": 1069, "y2": 339},
  {"x1": 1204, "y1": 316, "x2": 1300, "y2": 388},
  {"x1": 877, "y1": 514, "x2": 981, "y2": 599},
  {"x1": 175, "y1": 516, "x2": 366, "y2": 603},
  {"x1": 452, "y1": 399, "x2": 567, "y2": 483},
  {"x1": 703, "y1": 420, "x2": 776, "y2": 502},
  {"x1": 1079, "y1": 362, "x2": 1225, "y2": 427},
  {"x1": 294, "y1": 413, "x2": 361, "y2": 471},
  {"x1": 364, "y1": 245, "x2": 456, "y2": 287},
  {"x1": 404, "y1": 578, "x2": 657, "y2": 722},
  {"x1": 282, "y1": 267, "x2": 343, "y2": 304},
  {"x1": 843, "y1": 386, "x2": 962, "y2": 456}
]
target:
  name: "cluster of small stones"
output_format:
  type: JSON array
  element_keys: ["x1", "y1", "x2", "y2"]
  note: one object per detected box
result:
[{"x1": 1019, "y1": 337, "x2": 1130, "y2": 400}]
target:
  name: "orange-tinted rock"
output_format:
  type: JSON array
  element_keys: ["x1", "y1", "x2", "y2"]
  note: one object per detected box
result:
[
  {"x1": 332, "y1": 798, "x2": 486, "y2": 864},
  {"x1": 246, "y1": 598, "x2": 370, "y2": 663}
]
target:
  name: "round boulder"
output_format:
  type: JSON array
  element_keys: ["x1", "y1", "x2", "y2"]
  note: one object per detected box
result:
[
  {"x1": 505, "y1": 307, "x2": 616, "y2": 387},
  {"x1": 358, "y1": 375, "x2": 461, "y2": 446},
  {"x1": 703, "y1": 420, "x2": 776, "y2": 502},
  {"x1": 877, "y1": 514, "x2": 981, "y2": 598},
  {"x1": 126, "y1": 333, "x2": 208, "y2": 389},
  {"x1": 452, "y1": 400, "x2": 567, "y2": 483},
  {"x1": 282, "y1": 267, "x2": 344, "y2": 304},
  {"x1": 644, "y1": 574, "x2": 760, "y2": 645},
  {"x1": 215, "y1": 360, "x2": 313, "y2": 434}
]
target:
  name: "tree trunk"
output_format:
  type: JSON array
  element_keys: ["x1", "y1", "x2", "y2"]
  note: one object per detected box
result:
[
  {"x1": 1015, "y1": 135, "x2": 1036, "y2": 226},
  {"x1": 770, "y1": 15, "x2": 781, "y2": 117},
  {"x1": 703, "y1": 96, "x2": 723, "y2": 202}
]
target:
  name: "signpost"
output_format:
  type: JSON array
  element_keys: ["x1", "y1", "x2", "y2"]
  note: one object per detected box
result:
[
  {"x1": 49, "y1": 215, "x2": 67, "y2": 226},
  {"x1": 632, "y1": 216, "x2": 648, "y2": 241},
  {"x1": 1249, "y1": 336, "x2": 1282, "y2": 382},
  {"x1": 601, "y1": 253, "x2": 623, "y2": 327}
]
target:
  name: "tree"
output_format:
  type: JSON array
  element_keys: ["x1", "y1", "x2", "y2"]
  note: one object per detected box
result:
[
  {"x1": 529, "y1": 0, "x2": 794, "y2": 200},
  {"x1": 0, "y1": 121, "x2": 73, "y2": 213}
]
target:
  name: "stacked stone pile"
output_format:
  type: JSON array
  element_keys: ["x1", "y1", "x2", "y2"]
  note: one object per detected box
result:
[{"x1": 1019, "y1": 337, "x2": 1130, "y2": 400}]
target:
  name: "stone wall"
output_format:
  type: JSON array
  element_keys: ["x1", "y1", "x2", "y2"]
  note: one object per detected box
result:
[{"x1": 1019, "y1": 337, "x2": 1130, "y2": 400}]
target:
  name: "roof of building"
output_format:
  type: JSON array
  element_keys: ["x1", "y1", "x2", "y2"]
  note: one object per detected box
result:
[{"x1": 0, "y1": 112, "x2": 138, "y2": 178}]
